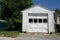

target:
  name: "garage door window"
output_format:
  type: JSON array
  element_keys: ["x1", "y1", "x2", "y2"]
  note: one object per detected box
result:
[
  {"x1": 43, "y1": 19, "x2": 47, "y2": 23},
  {"x1": 29, "y1": 18, "x2": 33, "y2": 23},
  {"x1": 34, "y1": 19, "x2": 37, "y2": 23},
  {"x1": 39, "y1": 19, "x2": 42, "y2": 23}
]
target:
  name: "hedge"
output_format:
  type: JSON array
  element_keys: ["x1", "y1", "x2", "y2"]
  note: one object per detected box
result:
[{"x1": 55, "y1": 24, "x2": 60, "y2": 33}]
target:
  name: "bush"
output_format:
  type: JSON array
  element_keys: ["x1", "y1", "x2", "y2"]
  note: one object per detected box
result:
[{"x1": 55, "y1": 24, "x2": 60, "y2": 33}]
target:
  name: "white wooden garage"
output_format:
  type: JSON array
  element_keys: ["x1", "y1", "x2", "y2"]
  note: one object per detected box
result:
[{"x1": 21, "y1": 5, "x2": 54, "y2": 33}]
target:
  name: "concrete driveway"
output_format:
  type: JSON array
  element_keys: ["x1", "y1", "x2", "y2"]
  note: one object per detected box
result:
[{"x1": 15, "y1": 33, "x2": 60, "y2": 40}]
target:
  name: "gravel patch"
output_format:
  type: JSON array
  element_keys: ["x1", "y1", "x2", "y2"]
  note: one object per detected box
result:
[
  {"x1": 15, "y1": 33, "x2": 60, "y2": 40},
  {"x1": 0, "y1": 37, "x2": 15, "y2": 40}
]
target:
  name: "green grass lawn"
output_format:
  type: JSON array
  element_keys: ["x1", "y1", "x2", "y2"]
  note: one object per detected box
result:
[
  {"x1": 0, "y1": 31, "x2": 20, "y2": 38},
  {"x1": 52, "y1": 32, "x2": 60, "y2": 36},
  {"x1": 56, "y1": 33, "x2": 60, "y2": 36}
]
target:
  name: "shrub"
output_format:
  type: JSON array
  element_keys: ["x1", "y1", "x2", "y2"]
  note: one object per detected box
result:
[{"x1": 55, "y1": 24, "x2": 60, "y2": 33}]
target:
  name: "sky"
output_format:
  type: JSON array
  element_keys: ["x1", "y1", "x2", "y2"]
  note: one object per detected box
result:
[{"x1": 33, "y1": 0, "x2": 60, "y2": 10}]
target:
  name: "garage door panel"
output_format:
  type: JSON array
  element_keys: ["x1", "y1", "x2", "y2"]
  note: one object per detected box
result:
[
  {"x1": 28, "y1": 14, "x2": 48, "y2": 33},
  {"x1": 42, "y1": 23, "x2": 47, "y2": 32},
  {"x1": 28, "y1": 23, "x2": 38, "y2": 32}
]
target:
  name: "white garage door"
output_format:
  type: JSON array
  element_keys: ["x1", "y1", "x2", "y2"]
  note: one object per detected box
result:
[{"x1": 27, "y1": 14, "x2": 48, "y2": 33}]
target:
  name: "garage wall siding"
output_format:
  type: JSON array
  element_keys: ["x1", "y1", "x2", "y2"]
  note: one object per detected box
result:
[
  {"x1": 48, "y1": 12, "x2": 54, "y2": 33},
  {"x1": 22, "y1": 12, "x2": 28, "y2": 32}
]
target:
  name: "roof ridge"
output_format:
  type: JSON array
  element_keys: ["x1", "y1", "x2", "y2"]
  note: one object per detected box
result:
[{"x1": 21, "y1": 5, "x2": 54, "y2": 12}]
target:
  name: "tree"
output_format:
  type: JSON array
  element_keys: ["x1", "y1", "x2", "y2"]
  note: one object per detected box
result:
[{"x1": 1, "y1": 0, "x2": 32, "y2": 31}]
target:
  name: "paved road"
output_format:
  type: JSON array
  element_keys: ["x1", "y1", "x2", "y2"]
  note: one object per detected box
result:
[{"x1": 15, "y1": 33, "x2": 60, "y2": 40}]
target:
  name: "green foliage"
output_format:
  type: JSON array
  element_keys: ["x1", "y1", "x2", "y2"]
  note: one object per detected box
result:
[
  {"x1": 55, "y1": 24, "x2": 60, "y2": 33},
  {"x1": 1, "y1": 0, "x2": 32, "y2": 31}
]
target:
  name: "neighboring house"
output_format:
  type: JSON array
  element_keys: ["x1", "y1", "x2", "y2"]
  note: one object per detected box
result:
[
  {"x1": 56, "y1": 15, "x2": 60, "y2": 24},
  {"x1": 54, "y1": 12, "x2": 60, "y2": 32},
  {"x1": 21, "y1": 5, "x2": 55, "y2": 33},
  {"x1": 54, "y1": 10, "x2": 60, "y2": 25}
]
